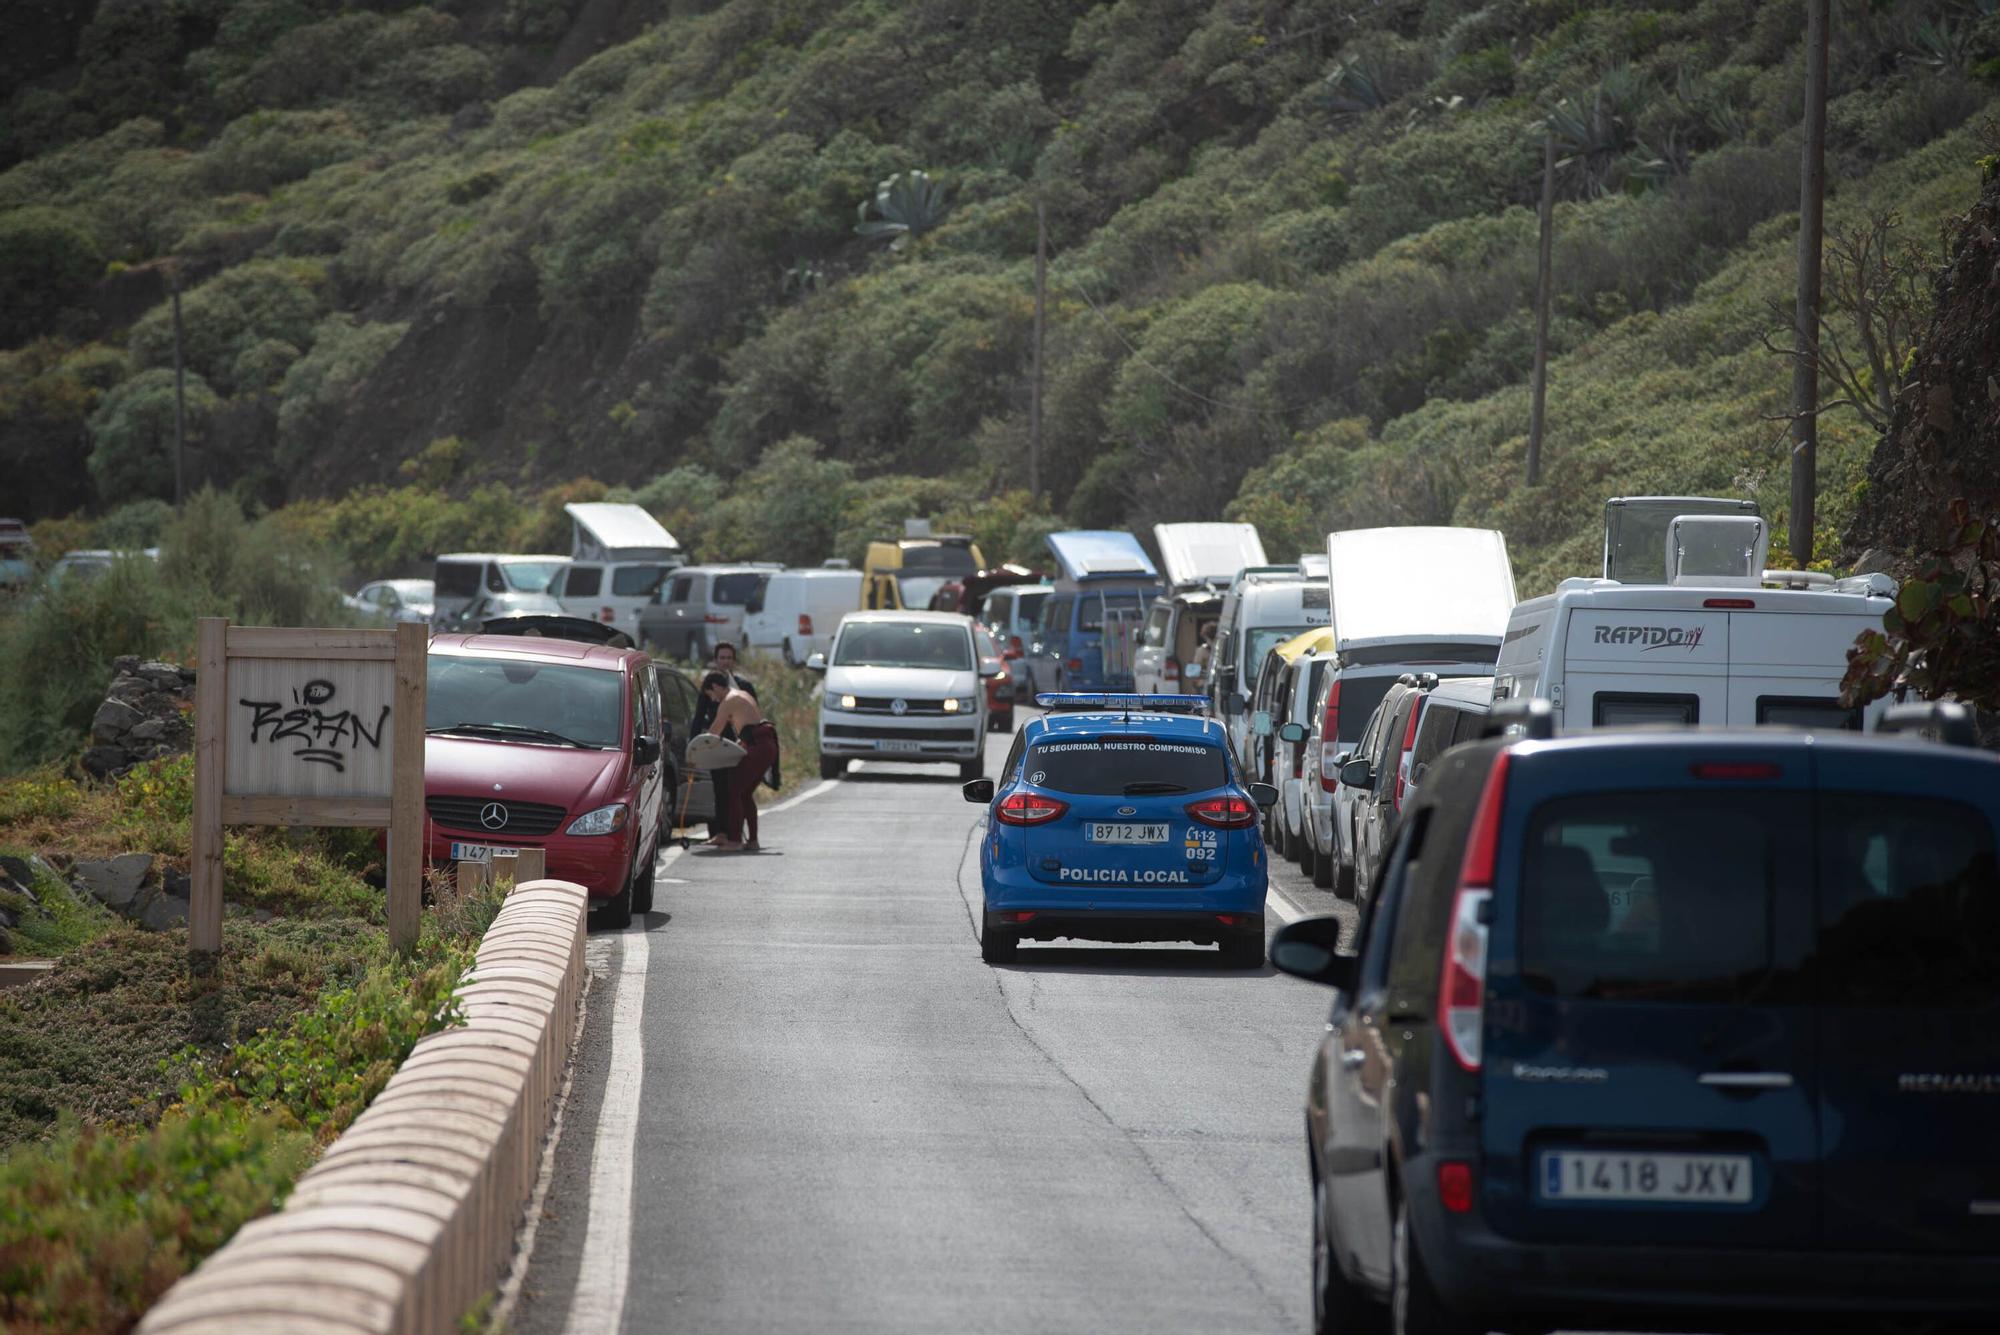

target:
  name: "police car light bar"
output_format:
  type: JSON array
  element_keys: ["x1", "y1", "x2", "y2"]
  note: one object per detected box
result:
[{"x1": 1034, "y1": 693, "x2": 1210, "y2": 715}]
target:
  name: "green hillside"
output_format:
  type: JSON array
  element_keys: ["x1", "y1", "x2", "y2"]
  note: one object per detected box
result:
[{"x1": 3, "y1": 0, "x2": 1997, "y2": 586}]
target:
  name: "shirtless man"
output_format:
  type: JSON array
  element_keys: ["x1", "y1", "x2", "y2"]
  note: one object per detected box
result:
[{"x1": 702, "y1": 672, "x2": 779, "y2": 851}]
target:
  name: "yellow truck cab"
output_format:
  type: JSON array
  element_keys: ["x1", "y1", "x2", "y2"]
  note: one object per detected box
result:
[{"x1": 862, "y1": 522, "x2": 984, "y2": 611}]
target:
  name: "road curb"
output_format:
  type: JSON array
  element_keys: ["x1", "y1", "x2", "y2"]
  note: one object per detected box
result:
[{"x1": 138, "y1": 879, "x2": 591, "y2": 1335}]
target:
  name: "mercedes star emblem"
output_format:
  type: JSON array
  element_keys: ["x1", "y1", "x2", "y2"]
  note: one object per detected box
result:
[
  {"x1": 891, "y1": 698, "x2": 909, "y2": 716},
  {"x1": 479, "y1": 802, "x2": 509, "y2": 830}
]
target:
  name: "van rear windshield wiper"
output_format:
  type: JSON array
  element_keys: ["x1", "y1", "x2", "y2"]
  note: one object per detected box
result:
[
  {"x1": 427, "y1": 721, "x2": 592, "y2": 748},
  {"x1": 1122, "y1": 781, "x2": 1189, "y2": 795}
]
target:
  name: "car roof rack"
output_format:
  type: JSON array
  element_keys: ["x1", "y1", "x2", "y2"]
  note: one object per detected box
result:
[
  {"x1": 1875, "y1": 701, "x2": 1977, "y2": 747},
  {"x1": 1035, "y1": 692, "x2": 1209, "y2": 716},
  {"x1": 1479, "y1": 697, "x2": 1555, "y2": 742}
]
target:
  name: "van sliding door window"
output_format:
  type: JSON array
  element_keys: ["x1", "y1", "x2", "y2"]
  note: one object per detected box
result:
[
  {"x1": 1757, "y1": 697, "x2": 1861, "y2": 730},
  {"x1": 566, "y1": 567, "x2": 603, "y2": 597},
  {"x1": 1077, "y1": 595, "x2": 1104, "y2": 632},
  {"x1": 1817, "y1": 795, "x2": 1998, "y2": 1008},
  {"x1": 1592, "y1": 693, "x2": 1700, "y2": 727}
]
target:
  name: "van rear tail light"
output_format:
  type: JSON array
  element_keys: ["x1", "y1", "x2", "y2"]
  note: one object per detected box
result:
[
  {"x1": 1186, "y1": 796, "x2": 1258, "y2": 829},
  {"x1": 1065, "y1": 658, "x2": 1083, "y2": 672},
  {"x1": 1318, "y1": 681, "x2": 1344, "y2": 792},
  {"x1": 704, "y1": 613, "x2": 730, "y2": 624},
  {"x1": 1438, "y1": 1161, "x2": 1474, "y2": 1214},
  {"x1": 1439, "y1": 752, "x2": 1509, "y2": 1072},
  {"x1": 798, "y1": 614, "x2": 814, "y2": 636},
  {"x1": 1164, "y1": 657, "x2": 1181, "y2": 682},
  {"x1": 1690, "y1": 761, "x2": 1782, "y2": 780},
  {"x1": 995, "y1": 792, "x2": 1068, "y2": 825},
  {"x1": 1392, "y1": 699, "x2": 1424, "y2": 810}
]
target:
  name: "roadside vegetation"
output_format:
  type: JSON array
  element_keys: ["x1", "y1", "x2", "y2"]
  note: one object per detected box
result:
[{"x1": 5, "y1": 1, "x2": 1998, "y2": 596}]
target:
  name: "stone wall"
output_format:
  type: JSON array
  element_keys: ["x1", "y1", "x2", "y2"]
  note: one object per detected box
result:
[{"x1": 83, "y1": 656, "x2": 195, "y2": 780}]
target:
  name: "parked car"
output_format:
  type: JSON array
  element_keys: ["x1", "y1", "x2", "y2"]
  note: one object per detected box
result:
[
  {"x1": 423, "y1": 633, "x2": 667, "y2": 928},
  {"x1": 1398, "y1": 677, "x2": 1492, "y2": 808},
  {"x1": 965, "y1": 693, "x2": 1278, "y2": 966},
  {"x1": 808, "y1": 611, "x2": 997, "y2": 780},
  {"x1": 1133, "y1": 588, "x2": 1224, "y2": 696},
  {"x1": 862, "y1": 523, "x2": 984, "y2": 611},
  {"x1": 973, "y1": 622, "x2": 1014, "y2": 732},
  {"x1": 1274, "y1": 704, "x2": 2000, "y2": 1335},
  {"x1": 1335, "y1": 674, "x2": 1442, "y2": 905},
  {"x1": 741, "y1": 565, "x2": 863, "y2": 665},
  {"x1": 637, "y1": 563, "x2": 780, "y2": 660},
  {"x1": 981, "y1": 581, "x2": 1052, "y2": 695},
  {"x1": 1495, "y1": 499, "x2": 1894, "y2": 731},
  {"x1": 43, "y1": 547, "x2": 159, "y2": 590},
  {"x1": 346, "y1": 578, "x2": 435, "y2": 624},
  {"x1": 550, "y1": 501, "x2": 683, "y2": 639},
  {"x1": 431, "y1": 552, "x2": 567, "y2": 630},
  {"x1": 1240, "y1": 628, "x2": 1332, "y2": 859},
  {"x1": 0, "y1": 519, "x2": 34, "y2": 590}
]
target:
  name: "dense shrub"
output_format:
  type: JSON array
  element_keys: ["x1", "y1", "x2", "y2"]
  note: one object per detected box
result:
[
  {"x1": 84, "y1": 369, "x2": 222, "y2": 506},
  {"x1": 0, "y1": 208, "x2": 103, "y2": 347},
  {"x1": 127, "y1": 260, "x2": 329, "y2": 395}
]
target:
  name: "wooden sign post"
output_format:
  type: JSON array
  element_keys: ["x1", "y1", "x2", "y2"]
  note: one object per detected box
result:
[{"x1": 191, "y1": 617, "x2": 427, "y2": 954}]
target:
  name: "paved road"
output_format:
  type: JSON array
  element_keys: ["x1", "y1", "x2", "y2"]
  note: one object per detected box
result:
[{"x1": 511, "y1": 717, "x2": 1357, "y2": 1334}]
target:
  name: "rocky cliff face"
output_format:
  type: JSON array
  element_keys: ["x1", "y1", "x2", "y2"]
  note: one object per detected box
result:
[{"x1": 1846, "y1": 168, "x2": 2000, "y2": 566}]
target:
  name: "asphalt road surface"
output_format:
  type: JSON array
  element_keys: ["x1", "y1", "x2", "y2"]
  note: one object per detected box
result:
[{"x1": 509, "y1": 717, "x2": 1358, "y2": 1334}]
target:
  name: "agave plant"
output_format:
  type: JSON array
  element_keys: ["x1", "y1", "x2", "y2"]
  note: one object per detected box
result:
[
  {"x1": 1545, "y1": 64, "x2": 1658, "y2": 197},
  {"x1": 1321, "y1": 56, "x2": 1391, "y2": 117},
  {"x1": 855, "y1": 171, "x2": 949, "y2": 250}
]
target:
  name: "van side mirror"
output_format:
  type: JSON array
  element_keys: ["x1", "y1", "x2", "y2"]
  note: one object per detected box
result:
[
  {"x1": 1247, "y1": 782, "x2": 1279, "y2": 809},
  {"x1": 962, "y1": 779, "x2": 994, "y2": 804},
  {"x1": 633, "y1": 735, "x2": 662, "y2": 767},
  {"x1": 805, "y1": 652, "x2": 827, "y2": 672},
  {"x1": 1277, "y1": 722, "x2": 1308, "y2": 744},
  {"x1": 1270, "y1": 917, "x2": 1358, "y2": 991},
  {"x1": 1340, "y1": 758, "x2": 1373, "y2": 788}
]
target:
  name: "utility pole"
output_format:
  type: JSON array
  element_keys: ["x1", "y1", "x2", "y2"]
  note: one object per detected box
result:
[
  {"x1": 1526, "y1": 129, "x2": 1556, "y2": 487},
  {"x1": 171, "y1": 266, "x2": 187, "y2": 513},
  {"x1": 1790, "y1": 0, "x2": 1830, "y2": 566},
  {"x1": 1029, "y1": 198, "x2": 1047, "y2": 506}
]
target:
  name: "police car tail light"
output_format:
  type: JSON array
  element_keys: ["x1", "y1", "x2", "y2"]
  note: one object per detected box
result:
[
  {"x1": 996, "y1": 791, "x2": 1068, "y2": 825},
  {"x1": 1186, "y1": 796, "x2": 1256, "y2": 829},
  {"x1": 1439, "y1": 752, "x2": 1509, "y2": 1073},
  {"x1": 1391, "y1": 699, "x2": 1423, "y2": 809},
  {"x1": 1318, "y1": 682, "x2": 1343, "y2": 792}
]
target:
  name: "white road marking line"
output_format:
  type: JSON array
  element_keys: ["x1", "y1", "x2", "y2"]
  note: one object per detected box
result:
[
  {"x1": 1265, "y1": 886, "x2": 1305, "y2": 925},
  {"x1": 559, "y1": 918, "x2": 649, "y2": 1335},
  {"x1": 762, "y1": 777, "x2": 838, "y2": 814}
]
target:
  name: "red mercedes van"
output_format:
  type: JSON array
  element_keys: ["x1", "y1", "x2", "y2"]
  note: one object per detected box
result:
[{"x1": 424, "y1": 634, "x2": 665, "y2": 927}]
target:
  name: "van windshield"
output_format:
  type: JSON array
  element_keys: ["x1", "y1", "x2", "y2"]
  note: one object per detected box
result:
[
  {"x1": 1517, "y1": 792, "x2": 1802, "y2": 1002},
  {"x1": 499, "y1": 561, "x2": 563, "y2": 593},
  {"x1": 1245, "y1": 625, "x2": 1313, "y2": 672},
  {"x1": 426, "y1": 656, "x2": 625, "y2": 749},
  {"x1": 899, "y1": 542, "x2": 976, "y2": 576},
  {"x1": 1028, "y1": 738, "x2": 1228, "y2": 795},
  {"x1": 835, "y1": 623, "x2": 972, "y2": 670}
]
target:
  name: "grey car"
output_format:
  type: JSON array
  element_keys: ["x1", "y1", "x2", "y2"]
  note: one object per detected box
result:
[{"x1": 637, "y1": 565, "x2": 775, "y2": 660}]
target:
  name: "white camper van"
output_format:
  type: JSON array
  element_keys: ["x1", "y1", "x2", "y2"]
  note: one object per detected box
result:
[
  {"x1": 1312, "y1": 526, "x2": 1517, "y2": 897},
  {"x1": 1493, "y1": 499, "x2": 1896, "y2": 731},
  {"x1": 742, "y1": 565, "x2": 864, "y2": 664},
  {"x1": 1134, "y1": 522, "x2": 1266, "y2": 694},
  {"x1": 551, "y1": 502, "x2": 685, "y2": 634}
]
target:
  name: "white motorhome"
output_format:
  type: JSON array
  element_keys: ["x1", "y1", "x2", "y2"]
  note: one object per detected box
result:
[
  {"x1": 551, "y1": 502, "x2": 685, "y2": 635},
  {"x1": 1493, "y1": 499, "x2": 1896, "y2": 730},
  {"x1": 742, "y1": 565, "x2": 864, "y2": 664}
]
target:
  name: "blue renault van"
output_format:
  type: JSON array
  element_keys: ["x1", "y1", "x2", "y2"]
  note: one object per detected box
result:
[{"x1": 1274, "y1": 704, "x2": 2000, "y2": 1333}]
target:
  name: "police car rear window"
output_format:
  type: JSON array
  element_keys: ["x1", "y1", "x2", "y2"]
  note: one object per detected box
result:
[{"x1": 1026, "y1": 737, "x2": 1228, "y2": 795}]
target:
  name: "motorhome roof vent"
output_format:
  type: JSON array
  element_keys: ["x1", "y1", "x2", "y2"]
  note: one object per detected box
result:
[{"x1": 1665, "y1": 514, "x2": 1768, "y2": 588}]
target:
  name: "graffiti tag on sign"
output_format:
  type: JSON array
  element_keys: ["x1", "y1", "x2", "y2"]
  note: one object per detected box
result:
[{"x1": 237, "y1": 679, "x2": 390, "y2": 772}]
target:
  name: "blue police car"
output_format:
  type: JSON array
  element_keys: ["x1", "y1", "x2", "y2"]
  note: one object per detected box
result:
[{"x1": 962, "y1": 694, "x2": 1279, "y2": 966}]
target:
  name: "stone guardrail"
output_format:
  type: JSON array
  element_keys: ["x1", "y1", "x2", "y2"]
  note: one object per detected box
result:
[{"x1": 138, "y1": 878, "x2": 590, "y2": 1334}]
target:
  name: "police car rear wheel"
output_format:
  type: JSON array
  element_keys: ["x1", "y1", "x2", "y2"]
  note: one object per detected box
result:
[
  {"x1": 981, "y1": 919, "x2": 1017, "y2": 964},
  {"x1": 1220, "y1": 919, "x2": 1265, "y2": 968}
]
